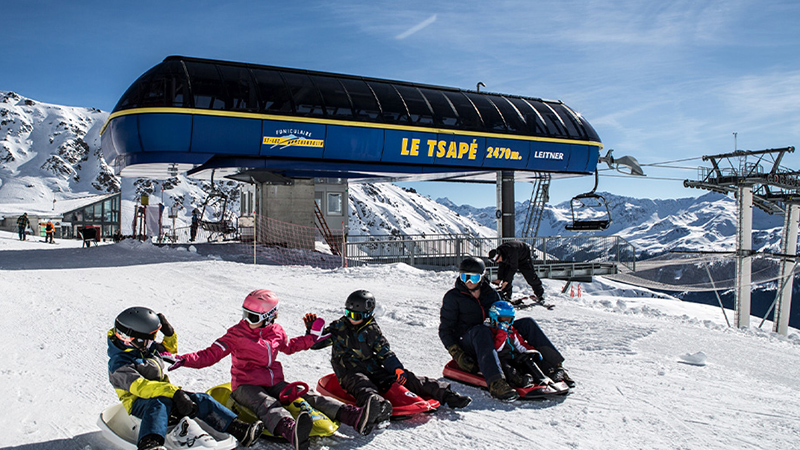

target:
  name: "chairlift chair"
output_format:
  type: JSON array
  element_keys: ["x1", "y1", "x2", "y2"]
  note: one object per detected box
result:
[
  {"x1": 198, "y1": 170, "x2": 238, "y2": 241},
  {"x1": 565, "y1": 170, "x2": 611, "y2": 232}
]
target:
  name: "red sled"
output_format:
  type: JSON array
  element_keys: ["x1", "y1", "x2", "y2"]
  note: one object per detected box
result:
[
  {"x1": 316, "y1": 373, "x2": 440, "y2": 420},
  {"x1": 442, "y1": 360, "x2": 570, "y2": 400}
]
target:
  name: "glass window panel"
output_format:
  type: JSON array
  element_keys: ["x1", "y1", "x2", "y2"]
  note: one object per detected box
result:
[
  {"x1": 366, "y1": 82, "x2": 409, "y2": 123},
  {"x1": 103, "y1": 200, "x2": 112, "y2": 221},
  {"x1": 280, "y1": 72, "x2": 325, "y2": 116},
  {"x1": 309, "y1": 75, "x2": 353, "y2": 118},
  {"x1": 183, "y1": 61, "x2": 226, "y2": 109},
  {"x1": 442, "y1": 92, "x2": 483, "y2": 129},
  {"x1": 418, "y1": 88, "x2": 459, "y2": 126},
  {"x1": 217, "y1": 65, "x2": 259, "y2": 111},
  {"x1": 327, "y1": 193, "x2": 342, "y2": 215},
  {"x1": 251, "y1": 69, "x2": 294, "y2": 113},
  {"x1": 392, "y1": 85, "x2": 434, "y2": 125},
  {"x1": 464, "y1": 93, "x2": 507, "y2": 131},
  {"x1": 507, "y1": 98, "x2": 548, "y2": 135},
  {"x1": 487, "y1": 95, "x2": 527, "y2": 133},
  {"x1": 528, "y1": 102, "x2": 567, "y2": 136},
  {"x1": 84, "y1": 206, "x2": 94, "y2": 221},
  {"x1": 549, "y1": 103, "x2": 583, "y2": 137},
  {"x1": 339, "y1": 79, "x2": 381, "y2": 120},
  {"x1": 114, "y1": 61, "x2": 189, "y2": 110}
]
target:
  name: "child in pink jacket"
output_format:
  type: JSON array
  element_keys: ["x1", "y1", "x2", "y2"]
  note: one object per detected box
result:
[{"x1": 169, "y1": 289, "x2": 385, "y2": 450}]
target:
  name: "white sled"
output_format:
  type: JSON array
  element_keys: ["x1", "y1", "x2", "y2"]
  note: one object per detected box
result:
[{"x1": 97, "y1": 403, "x2": 238, "y2": 450}]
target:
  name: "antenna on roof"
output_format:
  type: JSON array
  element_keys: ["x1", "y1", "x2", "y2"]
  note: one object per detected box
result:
[{"x1": 476, "y1": 82, "x2": 485, "y2": 92}]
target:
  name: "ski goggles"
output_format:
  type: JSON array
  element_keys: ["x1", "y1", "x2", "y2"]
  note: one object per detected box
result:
[
  {"x1": 345, "y1": 308, "x2": 373, "y2": 321},
  {"x1": 497, "y1": 316, "x2": 514, "y2": 323},
  {"x1": 242, "y1": 306, "x2": 278, "y2": 325},
  {"x1": 115, "y1": 330, "x2": 156, "y2": 350},
  {"x1": 460, "y1": 273, "x2": 482, "y2": 284}
]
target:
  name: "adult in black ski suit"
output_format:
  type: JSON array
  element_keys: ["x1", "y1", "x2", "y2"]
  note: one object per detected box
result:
[
  {"x1": 489, "y1": 240, "x2": 544, "y2": 302},
  {"x1": 439, "y1": 257, "x2": 569, "y2": 399}
]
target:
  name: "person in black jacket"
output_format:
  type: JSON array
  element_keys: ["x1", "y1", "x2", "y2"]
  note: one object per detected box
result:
[
  {"x1": 312, "y1": 290, "x2": 471, "y2": 414},
  {"x1": 439, "y1": 257, "x2": 573, "y2": 402},
  {"x1": 489, "y1": 240, "x2": 544, "y2": 304}
]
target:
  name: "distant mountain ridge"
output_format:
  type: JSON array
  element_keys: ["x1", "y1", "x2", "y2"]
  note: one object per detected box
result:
[{"x1": 440, "y1": 191, "x2": 787, "y2": 257}]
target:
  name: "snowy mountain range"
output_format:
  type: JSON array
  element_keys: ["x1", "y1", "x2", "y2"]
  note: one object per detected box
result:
[{"x1": 0, "y1": 91, "x2": 791, "y2": 260}]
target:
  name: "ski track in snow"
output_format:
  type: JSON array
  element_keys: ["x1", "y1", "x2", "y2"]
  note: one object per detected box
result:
[{"x1": 1, "y1": 233, "x2": 800, "y2": 449}]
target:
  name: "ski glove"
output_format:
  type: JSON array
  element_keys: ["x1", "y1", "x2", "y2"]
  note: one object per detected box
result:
[
  {"x1": 172, "y1": 389, "x2": 198, "y2": 418},
  {"x1": 303, "y1": 313, "x2": 317, "y2": 334},
  {"x1": 309, "y1": 317, "x2": 329, "y2": 342},
  {"x1": 395, "y1": 368, "x2": 408, "y2": 385},
  {"x1": 447, "y1": 344, "x2": 477, "y2": 373},
  {"x1": 167, "y1": 354, "x2": 186, "y2": 371},
  {"x1": 157, "y1": 313, "x2": 175, "y2": 337}
]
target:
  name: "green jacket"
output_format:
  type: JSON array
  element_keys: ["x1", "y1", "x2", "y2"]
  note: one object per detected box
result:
[{"x1": 315, "y1": 316, "x2": 403, "y2": 379}]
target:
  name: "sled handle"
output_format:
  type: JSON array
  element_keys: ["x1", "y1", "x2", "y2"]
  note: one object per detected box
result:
[{"x1": 279, "y1": 381, "x2": 309, "y2": 405}]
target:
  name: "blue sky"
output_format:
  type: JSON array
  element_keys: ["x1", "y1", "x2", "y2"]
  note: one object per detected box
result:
[{"x1": 3, "y1": 0, "x2": 800, "y2": 207}]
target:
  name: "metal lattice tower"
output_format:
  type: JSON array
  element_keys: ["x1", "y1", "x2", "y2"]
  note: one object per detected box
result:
[{"x1": 684, "y1": 146, "x2": 799, "y2": 334}]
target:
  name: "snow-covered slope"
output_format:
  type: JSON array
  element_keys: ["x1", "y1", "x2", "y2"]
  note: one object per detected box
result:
[
  {"x1": 0, "y1": 91, "x2": 116, "y2": 204},
  {"x1": 348, "y1": 183, "x2": 494, "y2": 237},
  {"x1": 1, "y1": 231, "x2": 799, "y2": 450}
]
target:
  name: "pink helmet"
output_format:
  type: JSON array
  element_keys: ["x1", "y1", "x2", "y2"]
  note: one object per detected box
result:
[{"x1": 242, "y1": 289, "x2": 279, "y2": 325}]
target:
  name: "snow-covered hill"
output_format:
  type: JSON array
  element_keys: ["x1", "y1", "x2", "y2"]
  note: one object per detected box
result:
[{"x1": 348, "y1": 183, "x2": 494, "y2": 238}]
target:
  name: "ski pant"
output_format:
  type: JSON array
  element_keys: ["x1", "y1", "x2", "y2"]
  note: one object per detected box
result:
[
  {"x1": 232, "y1": 381, "x2": 345, "y2": 434},
  {"x1": 130, "y1": 392, "x2": 236, "y2": 443},
  {"x1": 499, "y1": 259, "x2": 544, "y2": 299},
  {"x1": 340, "y1": 368, "x2": 451, "y2": 406},
  {"x1": 18, "y1": 226, "x2": 25, "y2": 240},
  {"x1": 45, "y1": 232, "x2": 53, "y2": 243},
  {"x1": 460, "y1": 317, "x2": 563, "y2": 384}
]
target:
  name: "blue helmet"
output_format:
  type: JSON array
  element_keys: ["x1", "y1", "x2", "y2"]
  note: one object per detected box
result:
[{"x1": 488, "y1": 301, "x2": 515, "y2": 326}]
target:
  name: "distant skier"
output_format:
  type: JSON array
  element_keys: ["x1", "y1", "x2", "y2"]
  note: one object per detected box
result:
[
  {"x1": 168, "y1": 289, "x2": 385, "y2": 450},
  {"x1": 310, "y1": 290, "x2": 471, "y2": 415},
  {"x1": 189, "y1": 209, "x2": 199, "y2": 242},
  {"x1": 488, "y1": 240, "x2": 544, "y2": 304},
  {"x1": 44, "y1": 220, "x2": 55, "y2": 243},
  {"x1": 16, "y1": 213, "x2": 29, "y2": 240},
  {"x1": 439, "y1": 257, "x2": 571, "y2": 402},
  {"x1": 107, "y1": 306, "x2": 263, "y2": 450}
]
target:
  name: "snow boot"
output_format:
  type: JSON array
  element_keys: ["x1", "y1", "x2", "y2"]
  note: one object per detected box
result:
[
  {"x1": 275, "y1": 413, "x2": 312, "y2": 450},
  {"x1": 358, "y1": 394, "x2": 391, "y2": 435},
  {"x1": 507, "y1": 369, "x2": 534, "y2": 388},
  {"x1": 226, "y1": 418, "x2": 263, "y2": 447},
  {"x1": 137, "y1": 434, "x2": 166, "y2": 450},
  {"x1": 488, "y1": 378, "x2": 519, "y2": 402},
  {"x1": 441, "y1": 389, "x2": 472, "y2": 409},
  {"x1": 551, "y1": 366, "x2": 576, "y2": 388}
]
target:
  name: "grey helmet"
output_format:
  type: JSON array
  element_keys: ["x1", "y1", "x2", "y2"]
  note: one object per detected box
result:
[{"x1": 114, "y1": 306, "x2": 161, "y2": 349}]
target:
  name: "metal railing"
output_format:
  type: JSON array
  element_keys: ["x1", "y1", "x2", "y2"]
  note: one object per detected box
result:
[{"x1": 344, "y1": 235, "x2": 636, "y2": 272}]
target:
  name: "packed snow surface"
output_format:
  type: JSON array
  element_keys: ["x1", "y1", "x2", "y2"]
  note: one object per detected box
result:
[{"x1": 1, "y1": 231, "x2": 799, "y2": 450}]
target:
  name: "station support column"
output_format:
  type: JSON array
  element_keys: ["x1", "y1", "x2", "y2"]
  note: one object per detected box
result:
[
  {"x1": 734, "y1": 185, "x2": 753, "y2": 328},
  {"x1": 774, "y1": 203, "x2": 799, "y2": 335},
  {"x1": 496, "y1": 171, "x2": 516, "y2": 239}
]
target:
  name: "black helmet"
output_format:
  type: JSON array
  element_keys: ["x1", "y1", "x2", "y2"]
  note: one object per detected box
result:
[
  {"x1": 459, "y1": 256, "x2": 485, "y2": 274},
  {"x1": 345, "y1": 290, "x2": 376, "y2": 313},
  {"x1": 114, "y1": 306, "x2": 162, "y2": 348}
]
